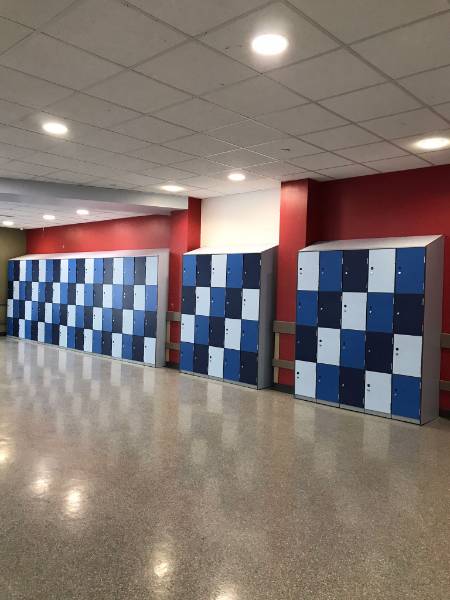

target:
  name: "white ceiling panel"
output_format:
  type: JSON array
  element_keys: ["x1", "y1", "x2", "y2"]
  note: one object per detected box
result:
[
  {"x1": 112, "y1": 116, "x2": 192, "y2": 144},
  {"x1": 248, "y1": 162, "x2": 307, "y2": 178},
  {"x1": 399, "y1": 66, "x2": 450, "y2": 106},
  {"x1": 209, "y1": 121, "x2": 284, "y2": 147},
  {"x1": 42, "y1": 170, "x2": 97, "y2": 185},
  {"x1": 0, "y1": 126, "x2": 59, "y2": 152},
  {"x1": 4, "y1": 160, "x2": 53, "y2": 177},
  {"x1": 418, "y1": 148, "x2": 450, "y2": 165},
  {"x1": 248, "y1": 137, "x2": 321, "y2": 160},
  {"x1": 154, "y1": 99, "x2": 240, "y2": 132},
  {"x1": 0, "y1": 142, "x2": 35, "y2": 161},
  {"x1": 168, "y1": 158, "x2": 224, "y2": 176},
  {"x1": 289, "y1": 152, "x2": 352, "y2": 170},
  {"x1": 145, "y1": 165, "x2": 194, "y2": 181},
  {"x1": 127, "y1": 144, "x2": 193, "y2": 165},
  {"x1": 0, "y1": 0, "x2": 75, "y2": 28},
  {"x1": 365, "y1": 155, "x2": 431, "y2": 173},
  {"x1": 300, "y1": 125, "x2": 381, "y2": 150},
  {"x1": 0, "y1": 16, "x2": 32, "y2": 53},
  {"x1": 269, "y1": 49, "x2": 384, "y2": 100},
  {"x1": 259, "y1": 104, "x2": 347, "y2": 135},
  {"x1": 388, "y1": 129, "x2": 450, "y2": 155},
  {"x1": 210, "y1": 148, "x2": 274, "y2": 168},
  {"x1": 433, "y1": 103, "x2": 450, "y2": 121},
  {"x1": 0, "y1": 66, "x2": 72, "y2": 108},
  {"x1": 362, "y1": 109, "x2": 448, "y2": 140},
  {"x1": 201, "y1": 2, "x2": 337, "y2": 72},
  {"x1": 0, "y1": 99, "x2": 33, "y2": 124},
  {"x1": 337, "y1": 142, "x2": 408, "y2": 162},
  {"x1": 317, "y1": 164, "x2": 378, "y2": 179},
  {"x1": 165, "y1": 134, "x2": 236, "y2": 157}
]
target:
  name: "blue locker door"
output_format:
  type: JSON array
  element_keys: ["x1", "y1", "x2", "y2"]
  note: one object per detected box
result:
[
  {"x1": 241, "y1": 320, "x2": 259, "y2": 353},
  {"x1": 242, "y1": 253, "x2": 261, "y2": 289},
  {"x1": 196, "y1": 254, "x2": 211, "y2": 287},
  {"x1": 319, "y1": 251, "x2": 342, "y2": 291},
  {"x1": 240, "y1": 351, "x2": 258, "y2": 386},
  {"x1": 194, "y1": 315, "x2": 209, "y2": 345},
  {"x1": 180, "y1": 342, "x2": 194, "y2": 371},
  {"x1": 316, "y1": 364, "x2": 339, "y2": 403},
  {"x1": 93, "y1": 258, "x2": 103, "y2": 283},
  {"x1": 342, "y1": 250, "x2": 368, "y2": 292},
  {"x1": 210, "y1": 287, "x2": 225, "y2": 317},
  {"x1": 365, "y1": 332, "x2": 393, "y2": 373},
  {"x1": 224, "y1": 349, "x2": 240, "y2": 381},
  {"x1": 45, "y1": 260, "x2": 54, "y2": 283},
  {"x1": 296, "y1": 291, "x2": 318, "y2": 326},
  {"x1": 68, "y1": 259, "x2": 77, "y2": 283},
  {"x1": 123, "y1": 258, "x2": 134, "y2": 285},
  {"x1": 339, "y1": 367, "x2": 365, "y2": 408},
  {"x1": 226, "y1": 254, "x2": 243, "y2": 288},
  {"x1": 391, "y1": 375, "x2": 421, "y2": 420},
  {"x1": 182, "y1": 255, "x2": 196, "y2": 286},
  {"x1": 367, "y1": 292, "x2": 394, "y2": 333},
  {"x1": 393, "y1": 294, "x2": 424, "y2": 336},
  {"x1": 340, "y1": 330, "x2": 365, "y2": 369},
  {"x1": 395, "y1": 248, "x2": 425, "y2": 293},
  {"x1": 193, "y1": 344, "x2": 209, "y2": 374}
]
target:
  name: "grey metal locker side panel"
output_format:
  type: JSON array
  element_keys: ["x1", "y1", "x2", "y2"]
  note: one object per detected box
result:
[
  {"x1": 155, "y1": 251, "x2": 169, "y2": 368},
  {"x1": 420, "y1": 236, "x2": 444, "y2": 424},
  {"x1": 257, "y1": 247, "x2": 277, "y2": 389}
]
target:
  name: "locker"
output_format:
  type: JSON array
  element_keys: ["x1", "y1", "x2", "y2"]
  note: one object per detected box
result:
[
  {"x1": 243, "y1": 253, "x2": 261, "y2": 289},
  {"x1": 45, "y1": 302, "x2": 53, "y2": 324},
  {"x1": 224, "y1": 318, "x2": 241, "y2": 350},
  {"x1": 296, "y1": 291, "x2": 318, "y2": 326},
  {"x1": 196, "y1": 254, "x2": 211, "y2": 287},
  {"x1": 145, "y1": 256, "x2": 158, "y2": 285},
  {"x1": 38, "y1": 260, "x2": 46, "y2": 282},
  {"x1": 395, "y1": 247, "x2": 425, "y2": 294},
  {"x1": 340, "y1": 330, "x2": 365, "y2": 369},
  {"x1": 134, "y1": 257, "x2": 146, "y2": 285},
  {"x1": 365, "y1": 371, "x2": 391, "y2": 414},
  {"x1": 113, "y1": 258, "x2": 124, "y2": 284},
  {"x1": 145, "y1": 285, "x2": 157, "y2": 312},
  {"x1": 68, "y1": 259, "x2": 77, "y2": 283},
  {"x1": 102, "y1": 332, "x2": 112, "y2": 356},
  {"x1": 341, "y1": 292, "x2": 367, "y2": 331},
  {"x1": 60, "y1": 283, "x2": 68, "y2": 305},
  {"x1": 133, "y1": 285, "x2": 146, "y2": 311},
  {"x1": 18, "y1": 319, "x2": 25, "y2": 339},
  {"x1": 24, "y1": 282, "x2": 32, "y2": 301},
  {"x1": 51, "y1": 324, "x2": 59, "y2": 345},
  {"x1": 182, "y1": 286, "x2": 196, "y2": 314},
  {"x1": 225, "y1": 287, "x2": 242, "y2": 319},
  {"x1": 391, "y1": 375, "x2": 421, "y2": 421},
  {"x1": 318, "y1": 292, "x2": 341, "y2": 329},
  {"x1": 102, "y1": 308, "x2": 113, "y2": 332},
  {"x1": 25, "y1": 261, "x2": 33, "y2": 282},
  {"x1": 93, "y1": 258, "x2": 103, "y2": 283},
  {"x1": 46, "y1": 260, "x2": 54, "y2": 283},
  {"x1": 103, "y1": 258, "x2": 113, "y2": 284},
  {"x1": 368, "y1": 249, "x2": 395, "y2": 292},
  {"x1": 122, "y1": 309, "x2": 134, "y2": 335},
  {"x1": 32, "y1": 260, "x2": 40, "y2": 281},
  {"x1": 210, "y1": 287, "x2": 226, "y2": 317},
  {"x1": 211, "y1": 254, "x2": 227, "y2": 288},
  {"x1": 112, "y1": 285, "x2": 123, "y2": 310},
  {"x1": 59, "y1": 304, "x2": 68, "y2": 326},
  {"x1": 84, "y1": 306, "x2": 93, "y2": 330},
  {"x1": 295, "y1": 360, "x2": 316, "y2": 398},
  {"x1": 32, "y1": 282, "x2": 39, "y2": 302},
  {"x1": 144, "y1": 337, "x2": 156, "y2": 364},
  {"x1": 13, "y1": 260, "x2": 20, "y2": 281},
  {"x1": 224, "y1": 349, "x2": 240, "y2": 381},
  {"x1": 85, "y1": 259, "x2": 94, "y2": 284},
  {"x1": 209, "y1": 316, "x2": 225, "y2": 348},
  {"x1": 180, "y1": 342, "x2": 194, "y2": 371},
  {"x1": 25, "y1": 320, "x2": 32, "y2": 340},
  {"x1": 45, "y1": 282, "x2": 53, "y2": 303},
  {"x1": 93, "y1": 284, "x2": 103, "y2": 308},
  {"x1": 342, "y1": 250, "x2": 368, "y2": 292},
  {"x1": 366, "y1": 293, "x2": 394, "y2": 333},
  {"x1": 122, "y1": 334, "x2": 133, "y2": 360},
  {"x1": 112, "y1": 333, "x2": 122, "y2": 358},
  {"x1": 195, "y1": 286, "x2": 210, "y2": 316},
  {"x1": 19, "y1": 260, "x2": 26, "y2": 281},
  {"x1": 38, "y1": 322, "x2": 45, "y2": 343},
  {"x1": 84, "y1": 284, "x2": 93, "y2": 307},
  {"x1": 133, "y1": 310, "x2": 145, "y2": 336},
  {"x1": 393, "y1": 334, "x2": 422, "y2": 377},
  {"x1": 393, "y1": 294, "x2": 424, "y2": 336},
  {"x1": 75, "y1": 327, "x2": 84, "y2": 350},
  {"x1": 319, "y1": 251, "x2": 342, "y2": 291},
  {"x1": 53, "y1": 261, "x2": 61, "y2": 282},
  {"x1": 67, "y1": 326, "x2": 76, "y2": 348},
  {"x1": 92, "y1": 330, "x2": 102, "y2": 354},
  {"x1": 298, "y1": 251, "x2": 319, "y2": 291},
  {"x1": 52, "y1": 303, "x2": 60, "y2": 325},
  {"x1": 76, "y1": 259, "x2": 85, "y2": 283},
  {"x1": 53, "y1": 283, "x2": 60, "y2": 304},
  {"x1": 122, "y1": 285, "x2": 134, "y2": 310},
  {"x1": 194, "y1": 315, "x2": 209, "y2": 345},
  {"x1": 132, "y1": 336, "x2": 144, "y2": 362},
  {"x1": 295, "y1": 325, "x2": 317, "y2": 362},
  {"x1": 317, "y1": 327, "x2": 340, "y2": 366},
  {"x1": 193, "y1": 343, "x2": 209, "y2": 374},
  {"x1": 182, "y1": 255, "x2": 196, "y2": 286},
  {"x1": 68, "y1": 305, "x2": 76, "y2": 328},
  {"x1": 240, "y1": 351, "x2": 258, "y2": 385},
  {"x1": 242, "y1": 288, "x2": 260, "y2": 321},
  {"x1": 102, "y1": 284, "x2": 113, "y2": 308},
  {"x1": 181, "y1": 314, "x2": 195, "y2": 343},
  {"x1": 316, "y1": 363, "x2": 340, "y2": 404},
  {"x1": 59, "y1": 325, "x2": 67, "y2": 348},
  {"x1": 226, "y1": 254, "x2": 243, "y2": 289},
  {"x1": 144, "y1": 312, "x2": 157, "y2": 338},
  {"x1": 241, "y1": 320, "x2": 259, "y2": 353},
  {"x1": 123, "y1": 258, "x2": 134, "y2": 285},
  {"x1": 339, "y1": 367, "x2": 365, "y2": 409},
  {"x1": 31, "y1": 301, "x2": 38, "y2": 322},
  {"x1": 208, "y1": 346, "x2": 224, "y2": 379},
  {"x1": 59, "y1": 259, "x2": 68, "y2": 283},
  {"x1": 84, "y1": 329, "x2": 93, "y2": 353}
]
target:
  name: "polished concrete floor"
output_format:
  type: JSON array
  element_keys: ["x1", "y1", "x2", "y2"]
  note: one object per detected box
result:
[{"x1": 1, "y1": 338, "x2": 449, "y2": 599}]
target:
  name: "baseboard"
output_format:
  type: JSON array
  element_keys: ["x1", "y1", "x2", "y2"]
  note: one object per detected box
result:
[
  {"x1": 272, "y1": 383, "x2": 294, "y2": 394},
  {"x1": 165, "y1": 361, "x2": 179, "y2": 370},
  {"x1": 439, "y1": 408, "x2": 450, "y2": 419}
]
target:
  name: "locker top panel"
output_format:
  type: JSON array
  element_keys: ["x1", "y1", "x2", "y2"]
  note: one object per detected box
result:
[
  {"x1": 10, "y1": 248, "x2": 169, "y2": 261},
  {"x1": 185, "y1": 244, "x2": 277, "y2": 256},
  {"x1": 299, "y1": 235, "x2": 442, "y2": 253}
]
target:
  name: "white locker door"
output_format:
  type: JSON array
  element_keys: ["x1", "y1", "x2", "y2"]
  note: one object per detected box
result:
[
  {"x1": 32, "y1": 282, "x2": 39, "y2": 302},
  {"x1": 38, "y1": 322, "x2": 45, "y2": 342},
  {"x1": 146, "y1": 256, "x2": 158, "y2": 285},
  {"x1": 342, "y1": 292, "x2": 367, "y2": 330},
  {"x1": 19, "y1": 260, "x2": 26, "y2": 281},
  {"x1": 7, "y1": 298, "x2": 12, "y2": 318},
  {"x1": 181, "y1": 314, "x2": 195, "y2": 343},
  {"x1": 112, "y1": 333, "x2": 122, "y2": 358},
  {"x1": 211, "y1": 254, "x2": 227, "y2": 288},
  {"x1": 365, "y1": 371, "x2": 391, "y2": 414},
  {"x1": 242, "y1": 288, "x2": 260, "y2": 321},
  {"x1": 224, "y1": 318, "x2": 241, "y2": 350},
  {"x1": 295, "y1": 360, "x2": 316, "y2": 398},
  {"x1": 53, "y1": 283, "x2": 60, "y2": 304},
  {"x1": 45, "y1": 303, "x2": 52, "y2": 323},
  {"x1": 113, "y1": 258, "x2": 124, "y2": 284},
  {"x1": 92, "y1": 307, "x2": 102, "y2": 330},
  {"x1": 75, "y1": 284, "x2": 84, "y2": 306},
  {"x1": 13, "y1": 281, "x2": 19, "y2": 300},
  {"x1": 134, "y1": 285, "x2": 145, "y2": 310},
  {"x1": 208, "y1": 346, "x2": 224, "y2": 378},
  {"x1": 298, "y1": 252, "x2": 319, "y2": 291},
  {"x1": 393, "y1": 334, "x2": 422, "y2": 377},
  {"x1": 18, "y1": 319, "x2": 25, "y2": 338},
  {"x1": 196, "y1": 287, "x2": 210, "y2": 316},
  {"x1": 85, "y1": 258, "x2": 94, "y2": 284},
  {"x1": 144, "y1": 337, "x2": 156, "y2": 364},
  {"x1": 59, "y1": 326, "x2": 67, "y2": 348},
  {"x1": 39, "y1": 260, "x2": 46, "y2": 282},
  {"x1": 317, "y1": 327, "x2": 341, "y2": 365},
  {"x1": 25, "y1": 301, "x2": 32, "y2": 321},
  {"x1": 103, "y1": 284, "x2": 112, "y2": 308},
  {"x1": 60, "y1": 259, "x2": 69, "y2": 283},
  {"x1": 84, "y1": 329, "x2": 93, "y2": 353},
  {"x1": 122, "y1": 310, "x2": 133, "y2": 335},
  {"x1": 368, "y1": 249, "x2": 396, "y2": 292}
]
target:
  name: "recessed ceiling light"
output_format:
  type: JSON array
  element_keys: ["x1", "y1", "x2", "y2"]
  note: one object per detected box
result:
[
  {"x1": 251, "y1": 33, "x2": 289, "y2": 56},
  {"x1": 76, "y1": 209, "x2": 89, "y2": 216},
  {"x1": 42, "y1": 121, "x2": 68, "y2": 136},
  {"x1": 2, "y1": 220, "x2": 14, "y2": 227},
  {"x1": 160, "y1": 184, "x2": 185, "y2": 192},
  {"x1": 415, "y1": 136, "x2": 450, "y2": 151},
  {"x1": 43, "y1": 214, "x2": 56, "y2": 221},
  {"x1": 228, "y1": 172, "x2": 246, "y2": 182}
]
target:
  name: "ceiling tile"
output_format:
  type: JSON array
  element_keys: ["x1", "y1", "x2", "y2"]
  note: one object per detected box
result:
[
  {"x1": 281, "y1": 171, "x2": 331, "y2": 182},
  {"x1": 270, "y1": 49, "x2": 384, "y2": 100},
  {"x1": 0, "y1": 34, "x2": 121, "y2": 89},
  {"x1": 248, "y1": 137, "x2": 321, "y2": 160},
  {"x1": 211, "y1": 148, "x2": 274, "y2": 168},
  {"x1": 300, "y1": 125, "x2": 381, "y2": 150},
  {"x1": 168, "y1": 158, "x2": 224, "y2": 176},
  {"x1": 209, "y1": 121, "x2": 284, "y2": 147},
  {"x1": 248, "y1": 162, "x2": 307, "y2": 178},
  {"x1": 109, "y1": 173, "x2": 163, "y2": 187},
  {"x1": 145, "y1": 165, "x2": 193, "y2": 180},
  {"x1": 0, "y1": 0, "x2": 75, "y2": 28},
  {"x1": 5, "y1": 160, "x2": 53, "y2": 176},
  {"x1": 19, "y1": 151, "x2": 102, "y2": 173},
  {"x1": 201, "y1": 2, "x2": 337, "y2": 72},
  {"x1": 91, "y1": 154, "x2": 158, "y2": 174},
  {"x1": 0, "y1": 142, "x2": 35, "y2": 160},
  {"x1": 0, "y1": 126, "x2": 58, "y2": 152},
  {"x1": 399, "y1": 66, "x2": 450, "y2": 105},
  {"x1": 0, "y1": 16, "x2": 31, "y2": 53},
  {"x1": 387, "y1": 129, "x2": 450, "y2": 154},
  {"x1": 352, "y1": 13, "x2": 450, "y2": 78},
  {"x1": 43, "y1": 170, "x2": 97, "y2": 185},
  {"x1": 317, "y1": 164, "x2": 378, "y2": 179},
  {"x1": 44, "y1": 0, "x2": 185, "y2": 67},
  {"x1": 362, "y1": 108, "x2": 448, "y2": 139},
  {"x1": 165, "y1": 134, "x2": 236, "y2": 157},
  {"x1": 127, "y1": 0, "x2": 268, "y2": 36},
  {"x1": 68, "y1": 123, "x2": 147, "y2": 154},
  {"x1": 112, "y1": 116, "x2": 192, "y2": 144},
  {"x1": 418, "y1": 148, "x2": 450, "y2": 165},
  {"x1": 289, "y1": 0, "x2": 449, "y2": 43},
  {"x1": 365, "y1": 155, "x2": 431, "y2": 172},
  {"x1": 154, "y1": 99, "x2": 240, "y2": 132},
  {"x1": 45, "y1": 93, "x2": 140, "y2": 128},
  {"x1": 85, "y1": 70, "x2": 190, "y2": 113},
  {"x1": 320, "y1": 83, "x2": 420, "y2": 121},
  {"x1": 290, "y1": 152, "x2": 353, "y2": 170},
  {"x1": 259, "y1": 104, "x2": 347, "y2": 135},
  {"x1": 337, "y1": 142, "x2": 408, "y2": 162},
  {"x1": 203, "y1": 76, "x2": 306, "y2": 117},
  {"x1": 173, "y1": 175, "x2": 224, "y2": 188},
  {"x1": 0, "y1": 65, "x2": 72, "y2": 108},
  {"x1": 127, "y1": 144, "x2": 193, "y2": 164},
  {"x1": 433, "y1": 102, "x2": 450, "y2": 121},
  {"x1": 0, "y1": 99, "x2": 33, "y2": 123},
  {"x1": 136, "y1": 41, "x2": 254, "y2": 95}
]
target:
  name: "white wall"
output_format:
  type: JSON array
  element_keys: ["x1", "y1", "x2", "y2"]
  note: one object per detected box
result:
[{"x1": 201, "y1": 187, "x2": 280, "y2": 249}]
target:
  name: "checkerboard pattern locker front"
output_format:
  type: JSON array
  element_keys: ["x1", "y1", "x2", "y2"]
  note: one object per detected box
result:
[
  {"x1": 7, "y1": 255, "x2": 160, "y2": 366},
  {"x1": 180, "y1": 252, "x2": 263, "y2": 387},
  {"x1": 295, "y1": 245, "x2": 426, "y2": 422}
]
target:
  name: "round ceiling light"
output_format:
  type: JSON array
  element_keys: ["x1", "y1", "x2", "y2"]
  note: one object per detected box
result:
[
  {"x1": 42, "y1": 121, "x2": 68, "y2": 136},
  {"x1": 228, "y1": 172, "x2": 246, "y2": 182},
  {"x1": 43, "y1": 214, "x2": 56, "y2": 221},
  {"x1": 251, "y1": 33, "x2": 289, "y2": 56},
  {"x1": 415, "y1": 136, "x2": 450, "y2": 151},
  {"x1": 160, "y1": 184, "x2": 185, "y2": 192},
  {"x1": 76, "y1": 209, "x2": 90, "y2": 216},
  {"x1": 2, "y1": 220, "x2": 14, "y2": 227}
]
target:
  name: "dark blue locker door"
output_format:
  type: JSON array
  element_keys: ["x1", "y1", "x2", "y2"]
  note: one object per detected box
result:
[
  {"x1": 225, "y1": 288, "x2": 242, "y2": 319},
  {"x1": 182, "y1": 255, "x2": 196, "y2": 286},
  {"x1": 102, "y1": 331, "x2": 112, "y2": 356},
  {"x1": 319, "y1": 251, "x2": 342, "y2": 291},
  {"x1": 122, "y1": 334, "x2": 133, "y2": 360},
  {"x1": 52, "y1": 304, "x2": 60, "y2": 325},
  {"x1": 144, "y1": 312, "x2": 157, "y2": 338},
  {"x1": 134, "y1": 257, "x2": 146, "y2": 285},
  {"x1": 93, "y1": 284, "x2": 103, "y2": 308},
  {"x1": 7, "y1": 260, "x2": 14, "y2": 281},
  {"x1": 50, "y1": 324, "x2": 59, "y2": 345},
  {"x1": 25, "y1": 282, "x2": 32, "y2": 301},
  {"x1": 393, "y1": 294, "x2": 424, "y2": 336},
  {"x1": 30, "y1": 321, "x2": 38, "y2": 340},
  {"x1": 296, "y1": 325, "x2": 317, "y2": 362},
  {"x1": 84, "y1": 306, "x2": 93, "y2": 330},
  {"x1": 342, "y1": 250, "x2": 368, "y2": 292},
  {"x1": 60, "y1": 304, "x2": 67, "y2": 326},
  {"x1": 193, "y1": 343, "x2": 209, "y2": 374},
  {"x1": 296, "y1": 291, "x2": 318, "y2": 326},
  {"x1": 339, "y1": 367, "x2": 365, "y2": 408},
  {"x1": 31, "y1": 260, "x2": 39, "y2": 282},
  {"x1": 25, "y1": 321, "x2": 31, "y2": 339},
  {"x1": 209, "y1": 316, "x2": 225, "y2": 347},
  {"x1": 181, "y1": 286, "x2": 196, "y2": 315},
  {"x1": 318, "y1": 292, "x2": 341, "y2": 328},
  {"x1": 367, "y1": 292, "x2": 394, "y2": 333},
  {"x1": 112, "y1": 309, "x2": 123, "y2": 333},
  {"x1": 194, "y1": 315, "x2": 209, "y2": 345},
  {"x1": 210, "y1": 287, "x2": 225, "y2": 317},
  {"x1": 53, "y1": 260, "x2": 61, "y2": 282},
  {"x1": 92, "y1": 330, "x2": 101, "y2": 353},
  {"x1": 103, "y1": 258, "x2": 113, "y2": 284},
  {"x1": 340, "y1": 330, "x2": 365, "y2": 369},
  {"x1": 75, "y1": 305, "x2": 84, "y2": 328},
  {"x1": 76, "y1": 259, "x2": 85, "y2": 283},
  {"x1": 123, "y1": 258, "x2": 135, "y2": 285},
  {"x1": 196, "y1": 254, "x2": 211, "y2": 287},
  {"x1": 180, "y1": 342, "x2": 194, "y2": 371},
  {"x1": 133, "y1": 310, "x2": 145, "y2": 336},
  {"x1": 395, "y1": 248, "x2": 425, "y2": 294},
  {"x1": 226, "y1": 254, "x2": 243, "y2": 289},
  {"x1": 123, "y1": 285, "x2": 134, "y2": 310},
  {"x1": 224, "y1": 349, "x2": 240, "y2": 381},
  {"x1": 93, "y1": 258, "x2": 103, "y2": 283},
  {"x1": 242, "y1": 253, "x2": 261, "y2": 289},
  {"x1": 365, "y1": 332, "x2": 393, "y2": 373},
  {"x1": 391, "y1": 375, "x2": 421, "y2": 420},
  {"x1": 240, "y1": 351, "x2": 258, "y2": 386},
  {"x1": 25, "y1": 261, "x2": 33, "y2": 282},
  {"x1": 74, "y1": 327, "x2": 84, "y2": 350},
  {"x1": 241, "y1": 320, "x2": 259, "y2": 353},
  {"x1": 102, "y1": 308, "x2": 113, "y2": 332},
  {"x1": 132, "y1": 336, "x2": 144, "y2": 362}
]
